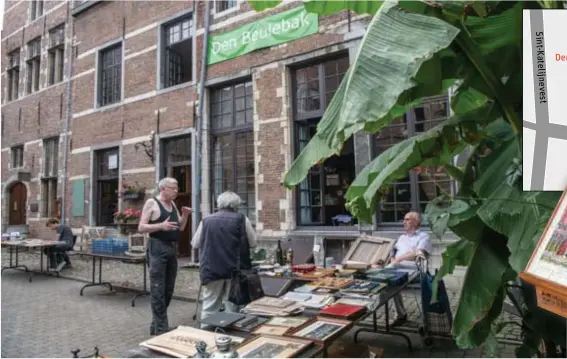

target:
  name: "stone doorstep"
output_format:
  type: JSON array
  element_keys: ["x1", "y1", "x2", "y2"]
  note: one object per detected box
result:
[{"x1": 1, "y1": 249, "x2": 523, "y2": 345}]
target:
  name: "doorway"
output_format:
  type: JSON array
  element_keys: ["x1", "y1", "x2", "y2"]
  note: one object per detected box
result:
[
  {"x1": 9, "y1": 182, "x2": 27, "y2": 225},
  {"x1": 161, "y1": 135, "x2": 192, "y2": 256}
]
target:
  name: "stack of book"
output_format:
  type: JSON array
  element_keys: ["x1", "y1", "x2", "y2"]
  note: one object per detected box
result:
[
  {"x1": 280, "y1": 291, "x2": 335, "y2": 309},
  {"x1": 241, "y1": 297, "x2": 303, "y2": 316}
]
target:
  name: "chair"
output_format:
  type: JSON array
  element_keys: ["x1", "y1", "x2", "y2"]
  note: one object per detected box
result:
[{"x1": 54, "y1": 235, "x2": 77, "y2": 270}]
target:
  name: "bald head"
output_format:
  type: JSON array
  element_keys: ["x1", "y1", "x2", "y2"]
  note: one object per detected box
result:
[{"x1": 403, "y1": 211, "x2": 421, "y2": 232}]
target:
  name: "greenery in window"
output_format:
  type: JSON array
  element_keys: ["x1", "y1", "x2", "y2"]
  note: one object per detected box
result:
[{"x1": 249, "y1": 0, "x2": 566, "y2": 356}]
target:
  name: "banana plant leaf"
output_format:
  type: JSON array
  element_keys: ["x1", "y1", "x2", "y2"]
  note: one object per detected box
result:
[
  {"x1": 248, "y1": 0, "x2": 383, "y2": 15},
  {"x1": 281, "y1": 1, "x2": 460, "y2": 188}
]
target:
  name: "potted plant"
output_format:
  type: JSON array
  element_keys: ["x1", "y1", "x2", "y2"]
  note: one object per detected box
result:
[
  {"x1": 114, "y1": 208, "x2": 142, "y2": 224},
  {"x1": 118, "y1": 182, "x2": 146, "y2": 200}
]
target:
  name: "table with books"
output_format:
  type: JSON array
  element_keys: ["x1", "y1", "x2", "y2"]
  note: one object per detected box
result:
[{"x1": 128, "y1": 263, "x2": 417, "y2": 358}]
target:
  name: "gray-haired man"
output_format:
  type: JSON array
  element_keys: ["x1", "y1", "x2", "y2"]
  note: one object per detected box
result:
[
  {"x1": 191, "y1": 191, "x2": 257, "y2": 326},
  {"x1": 138, "y1": 177, "x2": 192, "y2": 335}
]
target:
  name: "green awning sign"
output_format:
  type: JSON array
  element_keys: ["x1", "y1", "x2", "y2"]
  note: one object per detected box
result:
[{"x1": 208, "y1": 7, "x2": 318, "y2": 65}]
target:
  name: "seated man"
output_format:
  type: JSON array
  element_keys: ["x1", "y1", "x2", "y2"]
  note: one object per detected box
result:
[
  {"x1": 44, "y1": 218, "x2": 74, "y2": 269},
  {"x1": 383, "y1": 211, "x2": 431, "y2": 327}
]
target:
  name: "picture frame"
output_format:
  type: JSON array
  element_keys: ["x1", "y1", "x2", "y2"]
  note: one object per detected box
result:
[
  {"x1": 235, "y1": 335, "x2": 313, "y2": 358},
  {"x1": 341, "y1": 234, "x2": 395, "y2": 267},
  {"x1": 252, "y1": 324, "x2": 292, "y2": 336},
  {"x1": 264, "y1": 316, "x2": 314, "y2": 329},
  {"x1": 520, "y1": 187, "x2": 567, "y2": 318},
  {"x1": 140, "y1": 326, "x2": 244, "y2": 358},
  {"x1": 287, "y1": 316, "x2": 353, "y2": 346}
]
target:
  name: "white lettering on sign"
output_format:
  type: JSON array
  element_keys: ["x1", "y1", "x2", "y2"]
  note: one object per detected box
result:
[{"x1": 211, "y1": 11, "x2": 311, "y2": 54}]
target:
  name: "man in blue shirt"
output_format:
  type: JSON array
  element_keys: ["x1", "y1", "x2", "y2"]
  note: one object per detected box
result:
[{"x1": 45, "y1": 218, "x2": 74, "y2": 269}]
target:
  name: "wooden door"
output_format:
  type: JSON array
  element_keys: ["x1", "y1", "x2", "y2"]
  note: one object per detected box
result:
[{"x1": 9, "y1": 182, "x2": 27, "y2": 225}]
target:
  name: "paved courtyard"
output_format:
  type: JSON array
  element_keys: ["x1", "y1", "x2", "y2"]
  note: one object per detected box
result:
[{"x1": 1, "y1": 267, "x2": 519, "y2": 358}]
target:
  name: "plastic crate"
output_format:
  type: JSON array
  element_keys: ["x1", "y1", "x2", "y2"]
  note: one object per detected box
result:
[{"x1": 92, "y1": 238, "x2": 129, "y2": 255}]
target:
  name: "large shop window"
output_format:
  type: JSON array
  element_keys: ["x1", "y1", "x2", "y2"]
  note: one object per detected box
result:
[
  {"x1": 95, "y1": 148, "x2": 119, "y2": 226},
  {"x1": 292, "y1": 55, "x2": 356, "y2": 226},
  {"x1": 374, "y1": 95, "x2": 454, "y2": 224},
  {"x1": 210, "y1": 81, "x2": 255, "y2": 224}
]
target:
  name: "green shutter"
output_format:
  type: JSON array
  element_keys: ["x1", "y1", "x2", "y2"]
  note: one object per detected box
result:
[{"x1": 71, "y1": 179, "x2": 85, "y2": 217}]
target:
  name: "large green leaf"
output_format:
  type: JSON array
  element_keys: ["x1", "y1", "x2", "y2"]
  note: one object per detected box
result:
[
  {"x1": 452, "y1": 234, "x2": 511, "y2": 348},
  {"x1": 478, "y1": 184, "x2": 561, "y2": 273},
  {"x1": 282, "y1": 1, "x2": 460, "y2": 188},
  {"x1": 248, "y1": 0, "x2": 383, "y2": 15},
  {"x1": 345, "y1": 104, "x2": 493, "y2": 222}
]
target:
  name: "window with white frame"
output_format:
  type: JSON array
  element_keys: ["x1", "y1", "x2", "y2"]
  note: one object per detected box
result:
[
  {"x1": 7, "y1": 49, "x2": 20, "y2": 101},
  {"x1": 26, "y1": 38, "x2": 41, "y2": 94},
  {"x1": 48, "y1": 25, "x2": 65, "y2": 85},
  {"x1": 160, "y1": 14, "x2": 193, "y2": 89},
  {"x1": 98, "y1": 43, "x2": 122, "y2": 106},
  {"x1": 41, "y1": 137, "x2": 59, "y2": 217}
]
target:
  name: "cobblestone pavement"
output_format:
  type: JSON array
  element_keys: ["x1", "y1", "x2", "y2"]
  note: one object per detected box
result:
[
  {"x1": 1, "y1": 271, "x2": 519, "y2": 358},
  {"x1": 2, "y1": 249, "x2": 523, "y2": 356}
]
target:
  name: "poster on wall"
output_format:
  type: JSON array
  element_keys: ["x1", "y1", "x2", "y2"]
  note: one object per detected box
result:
[{"x1": 525, "y1": 188, "x2": 567, "y2": 289}]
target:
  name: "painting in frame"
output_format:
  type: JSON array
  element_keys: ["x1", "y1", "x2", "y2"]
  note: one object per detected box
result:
[
  {"x1": 264, "y1": 316, "x2": 313, "y2": 329},
  {"x1": 235, "y1": 335, "x2": 313, "y2": 358},
  {"x1": 288, "y1": 316, "x2": 352, "y2": 346},
  {"x1": 520, "y1": 187, "x2": 567, "y2": 318}
]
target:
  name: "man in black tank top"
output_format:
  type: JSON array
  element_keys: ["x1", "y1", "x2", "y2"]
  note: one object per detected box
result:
[{"x1": 138, "y1": 177, "x2": 192, "y2": 335}]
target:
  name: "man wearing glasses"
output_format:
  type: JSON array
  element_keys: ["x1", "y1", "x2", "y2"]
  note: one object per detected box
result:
[
  {"x1": 384, "y1": 211, "x2": 431, "y2": 327},
  {"x1": 138, "y1": 177, "x2": 192, "y2": 335}
]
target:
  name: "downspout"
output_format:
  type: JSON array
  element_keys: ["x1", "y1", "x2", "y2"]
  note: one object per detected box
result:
[
  {"x1": 192, "y1": 0, "x2": 211, "y2": 261},
  {"x1": 60, "y1": 3, "x2": 74, "y2": 225}
]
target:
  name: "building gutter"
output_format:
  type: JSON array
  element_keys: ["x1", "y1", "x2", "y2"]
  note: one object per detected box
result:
[
  {"x1": 61, "y1": 3, "x2": 75, "y2": 224},
  {"x1": 192, "y1": 0, "x2": 211, "y2": 261}
]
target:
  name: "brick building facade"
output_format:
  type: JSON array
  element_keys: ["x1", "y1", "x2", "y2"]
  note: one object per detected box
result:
[{"x1": 2, "y1": 1, "x2": 461, "y2": 279}]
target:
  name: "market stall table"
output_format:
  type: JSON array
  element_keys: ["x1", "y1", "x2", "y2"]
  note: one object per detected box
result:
[
  {"x1": 1, "y1": 239, "x2": 62, "y2": 282},
  {"x1": 75, "y1": 251, "x2": 148, "y2": 307}
]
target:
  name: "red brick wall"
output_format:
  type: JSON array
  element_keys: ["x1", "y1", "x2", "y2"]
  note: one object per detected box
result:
[{"x1": 2, "y1": 0, "x2": 367, "y2": 236}]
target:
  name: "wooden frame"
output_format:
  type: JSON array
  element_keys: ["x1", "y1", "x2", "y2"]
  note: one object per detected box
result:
[
  {"x1": 520, "y1": 187, "x2": 567, "y2": 318},
  {"x1": 264, "y1": 316, "x2": 315, "y2": 329},
  {"x1": 235, "y1": 334, "x2": 313, "y2": 358},
  {"x1": 341, "y1": 234, "x2": 395, "y2": 267},
  {"x1": 140, "y1": 325, "x2": 244, "y2": 358},
  {"x1": 252, "y1": 324, "x2": 293, "y2": 336},
  {"x1": 287, "y1": 316, "x2": 353, "y2": 346}
]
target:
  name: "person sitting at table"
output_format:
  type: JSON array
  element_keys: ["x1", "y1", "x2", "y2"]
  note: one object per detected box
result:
[
  {"x1": 45, "y1": 218, "x2": 74, "y2": 269},
  {"x1": 191, "y1": 191, "x2": 257, "y2": 328},
  {"x1": 379, "y1": 211, "x2": 431, "y2": 327}
]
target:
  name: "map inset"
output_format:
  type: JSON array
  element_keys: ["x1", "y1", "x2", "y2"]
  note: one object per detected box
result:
[{"x1": 523, "y1": 9, "x2": 567, "y2": 191}]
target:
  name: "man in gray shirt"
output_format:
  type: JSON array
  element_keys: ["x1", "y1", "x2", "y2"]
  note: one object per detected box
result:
[{"x1": 45, "y1": 218, "x2": 74, "y2": 268}]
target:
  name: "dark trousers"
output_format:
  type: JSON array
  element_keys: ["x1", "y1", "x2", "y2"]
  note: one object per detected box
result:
[
  {"x1": 43, "y1": 242, "x2": 71, "y2": 267},
  {"x1": 147, "y1": 239, "x2": 178, "y2": 335}
]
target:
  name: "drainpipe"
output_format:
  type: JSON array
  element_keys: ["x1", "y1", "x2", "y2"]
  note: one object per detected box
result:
[
  {"x1": 60, "y1": 4, "x2": 74, "y2": 225},
  {"x1": 192, "y1": 0, "x2": 211, "y2": 261}
]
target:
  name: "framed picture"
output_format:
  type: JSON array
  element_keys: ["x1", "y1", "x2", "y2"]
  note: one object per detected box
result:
[
  {"x1": 342, "y1": 235, "x2": 395, "y2": 266},
  {"x1": 140, "y1": 326, "x2": 244, "y2": 357},
  {"x1": 252, "y1": 325, "x2": 292, "y2": 336},
  {"x1": 264, "y1": 316, "x2": 313, "y2": 329},
  {"x1": 288, "y1": 316, "x2": 353, "y2": 346},
  {"x1": 521, "y1": 188, "x2": 567, "y2": 318},
  {"x1": 236, "y1": 335, "x2": 313, "y2": 358}
]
